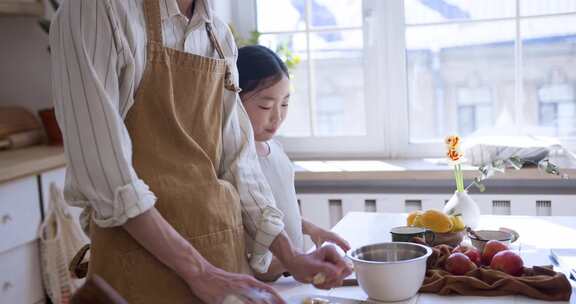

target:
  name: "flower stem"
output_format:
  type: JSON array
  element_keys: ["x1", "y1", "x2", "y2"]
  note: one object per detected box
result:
[
  {"x1": 453, "y1": 166, "x2": 460, "y2": 191},
  {"x1": 456, "y1": 164, "x2": 464, "y2": 192}
]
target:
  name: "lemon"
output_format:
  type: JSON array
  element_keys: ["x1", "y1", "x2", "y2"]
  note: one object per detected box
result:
[
  {"x1": 406, "y1": 211, "x2": 422, "y2": 226},
  {"x1": 420, "y1": 209, "x2": 453, "y2": 233},
  {"x1": 413, "y1": 215, "x2": 424, "y2": 228},
  {"x1": 450, "y1": 215, "x2": 465, "y2": 232}
]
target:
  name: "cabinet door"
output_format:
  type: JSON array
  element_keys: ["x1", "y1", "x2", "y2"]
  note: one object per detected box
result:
[
  {"x1": 39, "y1": 167, "x2": 83, "y2": 224},
  {"x1": 0, "y1": 242, "x2": 45, "y2": 304},
  {"x1": 0, "y1": 176, "x2": 41, "y2": 253}
]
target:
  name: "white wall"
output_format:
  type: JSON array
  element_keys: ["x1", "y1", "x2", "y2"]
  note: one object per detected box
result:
[
  {"x1": 0, "y1": 16, "x2": 52, "y2": 114},
  {"x1": 212, "y1": 0, "x2": 232, "y2": 24},
  {"x1": 0, "y1": 0, "x2": 233, "y2": 115}
]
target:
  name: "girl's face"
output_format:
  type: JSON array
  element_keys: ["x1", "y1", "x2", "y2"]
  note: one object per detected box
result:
[{"x1": 242, "y1": 76, "x2": 290, "y2": 142}]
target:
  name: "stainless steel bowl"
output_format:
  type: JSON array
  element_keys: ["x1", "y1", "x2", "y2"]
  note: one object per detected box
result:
[{"x1": 347, "y1": 242, "x2": 432, "y2": 302}]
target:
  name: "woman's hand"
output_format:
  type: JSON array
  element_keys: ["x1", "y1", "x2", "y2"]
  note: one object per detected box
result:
[
  {"x1": 187, "y1": 265, "x2": 285, "y2": 304},
  {"x1": 282, "y1": 245, "x2": 352, "y2": 290},
  {"x1": 304, "y1": 221, "x2": 351, "y2": 252}
]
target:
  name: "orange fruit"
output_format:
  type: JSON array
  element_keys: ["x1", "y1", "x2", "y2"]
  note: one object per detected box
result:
[
  {"x1": 420, "y1": 209, "x2": 453, "y2": 233},
  {"x1": 450, "y1": 215, "x2": 465, "y2": 232},
  {"x1": 407, "y1": 211, "x2": 422, "y2": 226}
]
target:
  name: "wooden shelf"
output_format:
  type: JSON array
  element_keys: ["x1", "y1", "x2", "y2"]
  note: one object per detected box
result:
[
  {"x1": 0, "y1": 1, "x2": 44, "y2": 17},
  {"x1": 0, "y1": 145, "x2": 65, "y2": 183}
]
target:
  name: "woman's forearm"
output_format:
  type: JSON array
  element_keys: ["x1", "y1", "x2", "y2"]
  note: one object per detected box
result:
[{"x1": 122, "y1": 208, "x2": 209, "y2": 283}]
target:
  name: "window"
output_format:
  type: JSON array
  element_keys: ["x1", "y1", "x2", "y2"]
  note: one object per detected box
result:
[
  {"x1": 256, "y1": 0, "x2": 365, "y2": 138},
  {"x1": 233, "y1": 1, "x2": 576, "y2": 158}
]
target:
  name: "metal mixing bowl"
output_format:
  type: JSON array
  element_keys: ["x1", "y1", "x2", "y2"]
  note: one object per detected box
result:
[{"x1": 347, "y1": 242, "x2": 432, "y2": 302}]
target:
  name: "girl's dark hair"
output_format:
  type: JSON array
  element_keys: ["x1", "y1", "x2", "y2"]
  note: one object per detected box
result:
[{"x1": 237, "y1": 45, "x2": 288, "y2": 96}]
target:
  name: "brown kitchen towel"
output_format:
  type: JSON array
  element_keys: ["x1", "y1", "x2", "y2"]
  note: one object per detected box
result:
[{"x1": 418, "y1": 241, "x2": 572, "y2": 301}]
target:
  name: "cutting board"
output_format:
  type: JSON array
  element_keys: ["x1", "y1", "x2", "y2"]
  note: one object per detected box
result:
[
  {"x1": 287, "y1": 295, "x2": 371, "y2": 304},
  {"x1": 0, "y1": 106, "x2": 40, "y2": 139}
]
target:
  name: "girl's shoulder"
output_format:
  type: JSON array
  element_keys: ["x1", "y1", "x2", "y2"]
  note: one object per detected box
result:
[{"x1": 268, "y1": 138, "x2": 287, "y2": 154}]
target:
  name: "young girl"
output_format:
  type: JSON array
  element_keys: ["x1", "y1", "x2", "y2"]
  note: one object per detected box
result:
[{"x1": 237, "y1": 45, "x2": 351, "y2": 281}]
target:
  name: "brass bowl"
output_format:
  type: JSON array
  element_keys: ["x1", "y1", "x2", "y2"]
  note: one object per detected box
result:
[{"x1": 426, "y1": 230, "x2": 464, "y2": 247}]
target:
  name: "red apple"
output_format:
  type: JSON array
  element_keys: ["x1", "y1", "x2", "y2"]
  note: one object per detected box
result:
[
  {"x1": 445, "y1": 252, "x2": 477, "y2": 275},
  {"x1": 452, "y1": 245, "x2": 481, "y2": 266},
  {"x1": 490, "y1": 250, "x2": 524, "y2": 276},
  {"x1": 481, "y1": 240, "x2": 509, "y2": 265}
]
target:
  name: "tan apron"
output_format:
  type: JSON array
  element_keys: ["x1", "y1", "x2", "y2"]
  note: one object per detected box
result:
[{"x1": 87, "y1": 0, "x2": 251, "y2": 302}]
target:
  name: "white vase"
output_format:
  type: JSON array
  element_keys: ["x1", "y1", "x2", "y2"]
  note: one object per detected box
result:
[{"x1": 443, "y1": 190, "x2": 480, "y2": 229}]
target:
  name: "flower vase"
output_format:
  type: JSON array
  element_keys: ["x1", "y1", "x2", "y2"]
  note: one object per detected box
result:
[{"x1": 443, "y1": 190, "x2": 480, "y2": 229}]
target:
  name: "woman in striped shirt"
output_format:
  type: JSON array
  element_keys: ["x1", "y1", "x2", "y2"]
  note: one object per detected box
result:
[{"x1": 50, "y1": 0, "x2": 351, "y2": 302}]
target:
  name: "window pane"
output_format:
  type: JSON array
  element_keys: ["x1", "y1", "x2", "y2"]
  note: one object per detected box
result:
[
  {"x1": 522, "y1": 15, "x2": 576, "y2": 138},
  {"x1": 404, "y1": 0, "x2": 516, "y2": 25},
  {"x1": 406, "y1": 21, "x2": 515, "y2": 142},
  {"x1": 310, "y1": 30, "x2": 365, "y2": 136},
  {"x1": 258, "y1": 33, "x2": 312, "y2": 137},
  {"x1": 310, "y1": 0, "x2": 362, "y2": 29},
  {"x1": 521, "y1": 0, "x2": 576, "y2": 16},
  {"x1": 257, "y1": 0, "x2": 306, "y2": 32}
]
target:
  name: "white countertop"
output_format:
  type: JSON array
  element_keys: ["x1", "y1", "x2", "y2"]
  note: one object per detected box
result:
[{"x1": 275, "y1": 212, "x2": 576, "y2": 303}]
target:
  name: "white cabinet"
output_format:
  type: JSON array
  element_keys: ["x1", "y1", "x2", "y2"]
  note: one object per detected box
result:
[
  {"x1": 0, "y1": 166, "x2": 69, "y2": 304},
  {"x1": 0, "y1": 0, "x2": 43, "y2": 16},
  {"x1": 0, "y1": 176, "x2": 41, "y2": 253},
  {"x1": 0, "y1": 175, "x2": 45, "y2": 304},
  {"x1": 0, "y1": 242, "x2": 44, "y2": 304}
]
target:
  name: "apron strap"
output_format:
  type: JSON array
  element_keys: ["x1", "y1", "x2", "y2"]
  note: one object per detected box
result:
[
  {"x1": 143, "y1": 0, "x2": 164, "y2": 45},
  {"x1": 206, "y1": 23, "x2": 226, "y2": 60},
  {"x1": 69, "y1": 243, "x2": 91, "y2": 279},
  {"x1": 205, "y1": 23, "x2": 241, "y2": 93}
]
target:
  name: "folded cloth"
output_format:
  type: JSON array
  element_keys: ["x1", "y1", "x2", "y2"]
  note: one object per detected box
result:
[{"x1": 415, "y1": 240, "x2": 572, "y2": 301}]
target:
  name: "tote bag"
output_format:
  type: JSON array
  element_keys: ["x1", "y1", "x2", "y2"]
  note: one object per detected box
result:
[{"x1": 38, "y1": 183, "x2": 90, "y2": 304}]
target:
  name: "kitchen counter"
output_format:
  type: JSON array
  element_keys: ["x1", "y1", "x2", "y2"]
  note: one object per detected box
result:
[
  {"x1": 1, "y1": 146, "x2": 573, "y2": 189},
  {"x1": 293, "y1": 159, "x2": 576, "y2": 194},
  {"x1": 294, "y1": 159, "x2": 576, "y2": 181},
  {"x1": 0, "y1": 145, "x2": 66, "y2": 183},
  {"x1": 275, "y1": 212, "x2": 576, "y2": 303}
]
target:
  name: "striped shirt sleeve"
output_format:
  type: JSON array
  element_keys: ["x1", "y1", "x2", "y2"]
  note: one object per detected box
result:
[
  {"x1": 50, "y1": 0, "x2": 156, "y2": 228},
  {"x1": 217, "y1": 20, "x2": 285, "y2": 273}
]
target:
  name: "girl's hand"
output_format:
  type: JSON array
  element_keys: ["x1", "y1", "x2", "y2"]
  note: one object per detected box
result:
[{"x1": 308, "y1": 226, "x2": 351, "y2": 252}]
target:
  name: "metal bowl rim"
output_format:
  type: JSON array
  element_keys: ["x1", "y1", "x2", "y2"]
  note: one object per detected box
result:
[
  {"x1": 468, "y1": 230, "x2": 512, "y2": 242},
  {"x1": 346, "y1": 242, "x2": 432, "y2": 265}
]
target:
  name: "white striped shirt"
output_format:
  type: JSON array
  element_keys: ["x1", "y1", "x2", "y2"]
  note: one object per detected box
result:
[{"x1": 49, "y1": 0, "x2": 283, "y2": 272}]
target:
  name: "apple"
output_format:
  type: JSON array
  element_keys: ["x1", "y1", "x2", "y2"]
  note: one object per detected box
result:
[
  {"x1": 445, "y1": 252, "x2": 477, "y2": 275},
  {"x1": 481, "y1": 240, "x2": 509, "y2": 265},
  {"x1": 490, "y1": 250, "x2": 524, "y2": 276},
  {"x1": 452, "y1": 245, "x2": 481, "y2": 266}
]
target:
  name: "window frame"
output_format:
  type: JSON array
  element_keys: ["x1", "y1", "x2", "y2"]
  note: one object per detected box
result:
[{"x1": 231, "y1": 0, "x2": 576, "y2": 159}]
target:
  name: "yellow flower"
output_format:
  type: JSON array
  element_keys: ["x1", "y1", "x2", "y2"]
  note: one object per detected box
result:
[
  {"x1": 447, "y1": 148, "x2": 462, "y2": 162},
  {"x1": 445, "y1": 135, "x2": 460, "y2": 149}
]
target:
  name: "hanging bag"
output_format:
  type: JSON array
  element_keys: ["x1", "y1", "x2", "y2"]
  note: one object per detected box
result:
[{"x1": 38, "y1": 183, "x2": 90, "y2": 304}]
